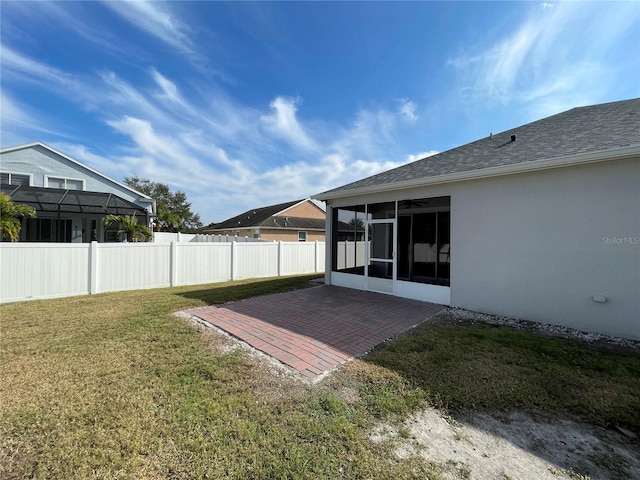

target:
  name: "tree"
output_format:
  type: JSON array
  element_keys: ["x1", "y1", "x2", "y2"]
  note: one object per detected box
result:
[
  {"x1": 0, "y1": 193, "x2": 36, "y2": 242},
  {"x1": 103, "y1": 214, "x2": 153, "y2": 242},
  {"x1": 348, "y1": 217, "x2": 365, "y2": 230},
  {"x1": 123, "y1": 177, "x2": 202, "y2": 233}
]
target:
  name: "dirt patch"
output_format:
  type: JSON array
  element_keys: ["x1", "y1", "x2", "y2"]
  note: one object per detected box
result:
[{"x1": 371, "y1": 407, "x2": 640, "y2": 479}]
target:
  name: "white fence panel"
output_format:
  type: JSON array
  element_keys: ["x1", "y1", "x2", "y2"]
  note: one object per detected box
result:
[
  {"x1": 1, "y1": 241, "x2": 325, "y2": 303},
  {"x1": 234, "y1": 243, "x2": 279, "y2": 279},
  {"x1": 281, "y1": 242, "x2": 316, "y2": 275},
  {"x1": 98, "y1": 243, "x2": 171, "y2": 293},
  {"x1": 336, "y1": 241, "x2": 367, "y2": 270},
  {"x1": 177, "y1": 243, "x2": 232, "y2": 285},
  {"x1": 0, "y1": 243, "x2": 90, "y2": 301}
]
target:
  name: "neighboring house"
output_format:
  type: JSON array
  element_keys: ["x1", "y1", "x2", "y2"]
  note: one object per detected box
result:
[
  {"x1": 203, "y1": 199, "x2": 327, "y2": 242},
  {"x1": 0, "y1": 142, "x2": 155, "y2": 242},
  {"x1": 315, "y1": 98, "x2": 640, "y2": 340}
]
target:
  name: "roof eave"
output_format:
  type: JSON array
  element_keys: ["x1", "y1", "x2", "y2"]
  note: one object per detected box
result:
[{"x1": 314, "y1": 145, "x2": 640, "y2": 201}]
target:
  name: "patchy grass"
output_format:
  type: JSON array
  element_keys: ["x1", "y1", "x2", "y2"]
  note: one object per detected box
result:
[
  {"x1": 1, "y1": 276, "x2": 443, "y2": 480},
  {"x1": 365, "y1": 316, "x2": 640, "y2": 432},
  {"x1": 3, "y1": 279, "x2": 639, "y2": 479}
]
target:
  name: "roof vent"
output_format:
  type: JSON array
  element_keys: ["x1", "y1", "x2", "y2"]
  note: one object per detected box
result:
[{"x1": 511, "y1": 134, "x2": 517, "y2": 142}]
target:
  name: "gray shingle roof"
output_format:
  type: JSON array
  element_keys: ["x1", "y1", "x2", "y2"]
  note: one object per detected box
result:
[
  {"x1": 203, "y1": 199, "x2": 326, "y2": 231},
  {"x1": 317, "y1": 98, "x2": 640, "y2": 198}
]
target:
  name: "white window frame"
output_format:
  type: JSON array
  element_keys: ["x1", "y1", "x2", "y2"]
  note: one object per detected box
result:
[
  {"x1": 0, "y1": 172, "x2": 32, "y2": 186},
  {"x1": 45, "y1": 176, "x2": 85, "y2": 190},
  {"x1": 298, "y1": 231, "x2": 307, "y2": 242}
]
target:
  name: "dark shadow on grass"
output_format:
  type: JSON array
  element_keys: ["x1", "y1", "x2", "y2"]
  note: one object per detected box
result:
[{"x1": 176, "y1": 275, "x2": 322, "y2": 306}]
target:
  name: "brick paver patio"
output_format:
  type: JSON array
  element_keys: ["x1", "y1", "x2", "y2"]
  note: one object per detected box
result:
[{"x1": 185, "y1": 285, "x2": 444, "y2": 380}]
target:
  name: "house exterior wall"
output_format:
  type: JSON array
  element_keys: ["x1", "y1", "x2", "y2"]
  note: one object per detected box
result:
[
  {"x1": 1, "y1": 145, "x2": 152, "y2": 213},
  {"x1": 450, "y1": 157, "x2": 639, "y2": 340},
  {"x1": 278, "y1": 200, "x2": 325, "y2": 219},
  {"x1": 323, "y1": 157, "x2": 639, "y2": 340}
]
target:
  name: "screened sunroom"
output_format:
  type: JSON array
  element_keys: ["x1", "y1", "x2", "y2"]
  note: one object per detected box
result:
[{"x1": 327, "y1": 196, "x2": 451, "y2": 304}]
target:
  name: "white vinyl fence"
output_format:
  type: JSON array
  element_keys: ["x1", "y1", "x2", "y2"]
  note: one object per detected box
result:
[
  {"x1": 336, "y1": 241, "x2": 367, "y2": 270},
  {"x1": 0, "y1": 241, "x2": 325, "y2": 303}
]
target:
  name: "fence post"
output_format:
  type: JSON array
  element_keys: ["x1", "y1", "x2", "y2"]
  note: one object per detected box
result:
[
  {"x1": 231, "y1": 240, "x2": 237, "y2": 281},
  {"x1": 170, "y1": 241, "x2": 178, "y2": 286},
  {"x1": 90, "y1": 241, "x2": 98, "y2": 294},
  {"x1": 315, "y1": 240, "x2": 320, "y2": 273},
  {"x1": 277, "y1": 241, "x2": 282, "y2": 277}
]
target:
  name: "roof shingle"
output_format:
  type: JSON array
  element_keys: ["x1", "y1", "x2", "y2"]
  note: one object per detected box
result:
[
  {"x1": 317, "y1": 98, "x2": 640, "y2": 197},
  {"x1": 204, "y1": 199, "x2": 326, "y2": 231}
]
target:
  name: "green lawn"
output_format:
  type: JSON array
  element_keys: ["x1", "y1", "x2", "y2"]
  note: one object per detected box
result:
[{"x1": 2, "y1": 276, "x2": 639, "y2": 479}]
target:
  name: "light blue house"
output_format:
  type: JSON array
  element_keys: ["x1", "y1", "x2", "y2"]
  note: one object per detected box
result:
[{"x1": 1, "y1": 142, "x2": 155, "y2": 242}]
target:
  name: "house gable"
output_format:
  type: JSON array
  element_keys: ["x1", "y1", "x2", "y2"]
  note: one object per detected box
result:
[
  {"x1": 0, "y1": 142, "x2": 154, "y2": 212},
  {"x1": 275, "y1": 199, "x2": 325, "y2": 219},
  {"x1": 204, "y1": 199, "x2": 325, "y2": 232}
]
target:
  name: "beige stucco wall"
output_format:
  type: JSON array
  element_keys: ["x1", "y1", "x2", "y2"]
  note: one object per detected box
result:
[
  {"x1": 278, "y1": 200, "x2": 325, "y2": 219},
  {"x1": 324, "y1": 156, "x2": 640, "y2": 339}
]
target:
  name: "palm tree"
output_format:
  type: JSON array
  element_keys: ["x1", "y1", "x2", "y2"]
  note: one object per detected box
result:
[
  {"x1": 103, "y1": 214, "x2": 152, "y2": 242},
  {"x1": 0, "y1": 193, "x2": 36, "y2": 242}
]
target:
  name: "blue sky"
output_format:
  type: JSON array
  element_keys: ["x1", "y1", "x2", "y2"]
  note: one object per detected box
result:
[{"x1": 2, "y1": 1, "x2": 639, "y2": 224}]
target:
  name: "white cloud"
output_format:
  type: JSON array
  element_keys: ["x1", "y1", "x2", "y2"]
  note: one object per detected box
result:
[
  {"x1": 1, "y1": 45, "x2": 433, "y2": 223},
  {"x1": 260, "y1": 96, "x2": 318, "y2": 151},
  {"x1": 448, "y1": 2, "x2": 640, "y2": 112},
  {"x1": 151, "y1": 69, "x2": 179, "y2": 103},
  {"x1": 398, "y1": 98, "x2": 418, "y2": 124},
  {"x1": 102, "y1": 1, "x2": 193, "y2": 55},
  {"x1": 0, "y1": 44, "x2": 77, "y2": 89}
]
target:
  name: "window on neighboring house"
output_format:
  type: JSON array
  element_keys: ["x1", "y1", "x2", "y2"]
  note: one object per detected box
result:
[
  {"x1": 46, "y1": 177, "x2": 84, "y2": 190},
  {"x1": 0, "y1": 172, "x2": 30, "y2": 186},
  {"x1": 252, "y1": 228, "x2": 260, "y2": 239},
  {"x1": 298, "y1": 231, "x2": 307, "y2": 242}
]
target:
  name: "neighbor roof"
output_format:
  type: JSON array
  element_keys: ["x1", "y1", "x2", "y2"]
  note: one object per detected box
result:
[
  {"x1": 316, "y1": 98, "x2": 640, "y2": 199},
  {"x1": 204, "y1": 199, "x2": 325, "y2": 231}
]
